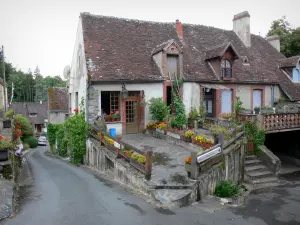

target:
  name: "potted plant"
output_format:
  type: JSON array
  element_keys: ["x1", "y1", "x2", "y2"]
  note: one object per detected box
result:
[
  {"x1": 185, "y1": 156, "x2": 192, "y2": 171},
  {"x1": 112, "y1": 111, "x2": 121, "y2": 121},
  {"x1": 0, "y1": 136, "x2": 15, "y2": 161},
  {"x1": 254, "y1": 107, "x2": 260, "y2": 115},
  {"x1": 157, "y1": 122, "x2": 167, "y2": 134},
  {"x1": 189, "y1": 107, "x2": 198, "y2": 125},
  {"x1": 181, "y1": 130, "x2": 194, "y2": 142},
  {"x1": 209, "y1": 125, "x2": 230, "y2": 144},
  {"x1": 198, "y1": 103, "x2": 206, "y2": 128}
]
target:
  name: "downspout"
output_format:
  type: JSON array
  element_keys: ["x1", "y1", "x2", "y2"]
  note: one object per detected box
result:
[{"x1": 271, "y1": 85, "x2": 275, "y2": 106}]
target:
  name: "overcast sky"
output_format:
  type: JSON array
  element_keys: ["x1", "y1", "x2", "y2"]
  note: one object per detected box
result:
[{"x1": 0, "y1": 0, "x2": 299, "y2": 76}]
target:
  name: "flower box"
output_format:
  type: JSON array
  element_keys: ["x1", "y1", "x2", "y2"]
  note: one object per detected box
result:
[
  {"x1": 166, "y1": 131, "x2": 181, "y2": 140},
  {"x1": 181, "y1": 135, "x2": 192, "y2": 143},
  {"x1": 0, "y1": 150, "x2": 9, "y2": 161},
  {"x1": 156, "y1": 128, "x2": 166, "y2": 135},
  {"x1": 130, "y1": 157, "x2": 145, "y2": 173},
  {"x1": 104, "y1": 141, "x2": 118, "y2": 154}
]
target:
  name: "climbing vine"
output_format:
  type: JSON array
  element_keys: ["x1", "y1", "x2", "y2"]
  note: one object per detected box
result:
[
  {"x1": 56, "y1": 123, "x2": 68, "y2": 157},
  {"x1": 171, "y1": 92, "x2": 187, "y2": 128}
]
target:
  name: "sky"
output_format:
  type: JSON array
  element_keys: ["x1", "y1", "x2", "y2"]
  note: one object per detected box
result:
[{"x1": 0, "y1": 0, "x2": 299, "y2": 76}]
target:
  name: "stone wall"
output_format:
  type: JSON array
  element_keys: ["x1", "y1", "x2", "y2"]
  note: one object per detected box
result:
[
  {"x1": 197, "y1": 138, "x2": 245, "y2": 199},
  {"x1": 86, "y1": 138, "x2": 150, "y2": 195}
]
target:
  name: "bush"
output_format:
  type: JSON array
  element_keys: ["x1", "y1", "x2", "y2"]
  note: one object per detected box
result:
[
  {"x1": 24, "y1": 136, "x2": 38, "y2": 148},
  {"x1": 189, "y1": 107, "x2": 198, "y2": 120},
  {"x1": 56, "y1": 123, "x2": 68, "y2": 157},
  {"x1": 149, "y1": 98, "x2": 169, "y2": 122},
  {"x1": 23, "y1": 143, "x2": 30, "y2": 150},
  {"x1": 215, "y1": 180, "x2": 241, "y2": 197},
  {"x1": 14, "y1": 115, "x2": 33, "y2": 136},
  {"x1": 5, "y1": 109, "x2": 14, "y2": 119}
]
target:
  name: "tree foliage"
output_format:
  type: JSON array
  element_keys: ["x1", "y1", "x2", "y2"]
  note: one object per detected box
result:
[
  {"x1": 148, "y1": 98, "x2": 169, "y2": 122},
  {"x1": 267, "y1": 16, "x2": 300, "y2": 57},
  {"x1": 14, "y1": 114, "x2": 33, "y2": 136}
]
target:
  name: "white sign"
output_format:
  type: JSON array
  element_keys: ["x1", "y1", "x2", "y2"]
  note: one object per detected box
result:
[
  {"x1": 114, "y1": 141, "x2": 121, "y2": 149},
  {"x1": 167, "y1": 131, "x2": 181, "y2": 140},
  {"x1": 156, "y1": 128, "x2": 165, "y2": 134},
  {"x1": 197, "y1": 146, "x2": 221, "y2": 163}
]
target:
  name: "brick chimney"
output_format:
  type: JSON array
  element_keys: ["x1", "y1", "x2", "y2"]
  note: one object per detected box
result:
[
  {"x1": 176, "y1": 19, "x2": 183, "y2": 40},
  {"x1": 233, "y1": 11, "x2": 251, "y2": 47},
  {"x1": 266, "y1": 35, "x2": 280, "y2": 52}
]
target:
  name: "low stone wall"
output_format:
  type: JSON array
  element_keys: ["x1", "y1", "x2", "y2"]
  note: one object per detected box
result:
[
  {"x1": 197, "y1": 138, "x2": 245, "y2": 200},
  {"x1": 257, "y1": 145, "x2": 281, "y2": 175},
  {"x1": 86, "y1": 138, "x2": 150, "y2": 196}
]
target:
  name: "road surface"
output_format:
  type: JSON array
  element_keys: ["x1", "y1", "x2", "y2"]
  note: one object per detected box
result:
[{"x1": 2, "y1": 147, "x2": 300, "y2": 225}]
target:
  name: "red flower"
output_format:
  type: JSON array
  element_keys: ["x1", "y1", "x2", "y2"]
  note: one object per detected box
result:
[
  {"x1": 0, "y1": 136, "x2": 2, "y2": 140},
  {"x1": 74, "y1": 108, "x2": 79, "y2": 113}
]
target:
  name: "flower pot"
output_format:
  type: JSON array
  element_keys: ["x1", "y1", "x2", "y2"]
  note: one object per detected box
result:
[
  {"x1": 185, "y1": 164, "x2": 191, "y2": 172},
  {"x1": 192, "y1": 138, "x2": 196, "y2": 144},
  {"x1": 254, "y1": 108, "x2": 260, "y2": 114},
  {"x1": 0, "y1": 150, "x2": 9, "y2": 161}
]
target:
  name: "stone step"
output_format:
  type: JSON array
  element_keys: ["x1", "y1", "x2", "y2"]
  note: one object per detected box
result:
[
  {"x1": 245, "y1": 164, "x2": 269, "y2": 173},
  {"x1": 247, "y1": 170, "x2": 274, "y2": 179},
  {"x1": 246, "y1": 155, "x2": 257, "y2": 160},
  {"x1": 245, "y1": 159, "x2": 262, "y2": 166},
  {"x1": 151, "y1": 189, "x2": 193, "y2": 208},
  {"x1": 251, "y1": 176, "x2": 278, "y2": 185}
]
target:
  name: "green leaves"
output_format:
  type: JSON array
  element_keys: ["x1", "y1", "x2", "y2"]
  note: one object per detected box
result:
[
  {"x1": 148, "y1": 98, "x2": 169, "y2": 122},
  {"x1": 215, "y1": 180, "x2": 241, "y2": 198},
  {"x1": 15, "y1": 115, "x2": 33, "y2": 136},
  {"x1": 267, "y1": 16, "x2": 300, "y2": 57},
  {"x1": 171, "y1": 93, "x2": 187, "y2": 128}
]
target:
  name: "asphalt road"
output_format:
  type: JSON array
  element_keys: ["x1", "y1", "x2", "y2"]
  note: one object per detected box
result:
[{"x1": 3, "y1": 147, "x2": 300, "y2": 225}]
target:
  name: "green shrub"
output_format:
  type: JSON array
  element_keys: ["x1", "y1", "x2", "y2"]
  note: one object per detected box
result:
[
  {"x1": 23, "y1": 143, "x2": 30, "y2": 150},
  {"x1": 5, "y1": 109, "x2": 14, "y2": 119},
  {"x1": 24, "y1": 136, "x2": 38, "y2": 148},
  {"x1": 189, "y1": 107, "x2": 198, "y2": 120},
  {"x1": 149, "y1": 98, "x2": 169, "y2": 122},
  {"x1": 215, "y1": 180, "x2": 241, "y2": 197},
  {"x1": 14, "y1": 115, "x2": 33, "y2": 136},
  {"x1": 56, "y1": 123, "x2": 68, "y2": 157}
]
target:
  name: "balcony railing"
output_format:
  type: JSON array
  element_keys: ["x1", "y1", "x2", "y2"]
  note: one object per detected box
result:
[{"x1": 257, "y1": 113, "x2": 300, "y2": 132}]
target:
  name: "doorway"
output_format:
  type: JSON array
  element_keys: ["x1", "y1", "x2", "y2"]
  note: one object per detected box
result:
[
  {"x1": 203, "y1": 88, "x2": 215, "y2": 117},
  {"x1": 125, "y1": 92, "x2": 140, "y2": 134}
]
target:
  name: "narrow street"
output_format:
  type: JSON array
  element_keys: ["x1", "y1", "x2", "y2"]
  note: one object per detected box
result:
[{"x1": 2, "y1": 147, "x2": 300, "y2": 225}]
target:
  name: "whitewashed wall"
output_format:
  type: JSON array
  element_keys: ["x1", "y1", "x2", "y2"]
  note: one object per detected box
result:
[
  {"x1": 49, "y1": 112, "x2": 66, "y2": 124},
  {"x1": 69, "y1": 17, "x2": 88, "y2": 119},
  {"x1": 183, "y1": 82, "x2": 201, "y2": 116},
  {"x1": 93, "y1": 83, "x2": 163, "y2": 129}
]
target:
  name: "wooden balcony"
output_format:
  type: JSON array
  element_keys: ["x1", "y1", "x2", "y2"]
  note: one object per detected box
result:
[{"x1": 257, "y1": 113, "x2": 300, "y2": 133}]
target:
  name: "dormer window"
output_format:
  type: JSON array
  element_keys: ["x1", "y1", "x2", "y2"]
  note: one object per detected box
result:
[{"x1": 221, "y1": 59, "x2": 232, "y2": 78}]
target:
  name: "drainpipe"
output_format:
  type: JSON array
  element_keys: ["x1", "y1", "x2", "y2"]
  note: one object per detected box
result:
[{"x1": 271, "y1": 85, "x2": 275, "y2": 106}]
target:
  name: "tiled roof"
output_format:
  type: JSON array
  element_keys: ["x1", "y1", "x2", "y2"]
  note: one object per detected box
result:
[
  {"x1": 205, "y1": 42, "x2": 239, "y2": 60},
  {"x1": 48, "y1": 87, "x2": 68, "y2": 111},
  {"x1": 11, "y1": 102, "x2": 48, "y2": 125},
  {"x1": 81, "y1": 13, "x2": 300, "y2": 101},
  {"x1": 278, "y1": 56, "x2": 300, "y2": 68}
]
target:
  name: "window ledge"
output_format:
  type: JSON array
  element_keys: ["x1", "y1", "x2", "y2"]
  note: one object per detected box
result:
[
  {"x1": 222, "y1": 77, "x2": 233, "y2": 81},
  {"x1": 106, "y1": 121, "x2": 123, "y2": 124}
]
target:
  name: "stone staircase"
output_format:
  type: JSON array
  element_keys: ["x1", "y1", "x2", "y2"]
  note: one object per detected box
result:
[{"x1": 245, "y1": 155, "x2": 279, "y2": 188}]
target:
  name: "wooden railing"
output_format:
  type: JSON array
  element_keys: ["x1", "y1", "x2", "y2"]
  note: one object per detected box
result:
[
  {"x1": 257, "y1": 113, "x2": 300, "y2": 132},
  {"x1": 89, "y1": 133, "x2": 152, "y2": 179}
]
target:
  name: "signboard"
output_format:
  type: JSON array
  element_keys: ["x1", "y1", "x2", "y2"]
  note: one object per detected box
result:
[
  {"x1": 167, "y1": 131, "x2": 181, "y2": 140},
  {"x1": 197, "y1": 146, "x2": 221, "y2": 163}
]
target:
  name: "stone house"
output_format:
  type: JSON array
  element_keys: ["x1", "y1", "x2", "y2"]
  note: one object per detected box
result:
[
  {"x1": 68, "y1": 11, "x2": 300, "y2": 135},
  {"x1": 11, "y1": 101, "x2": 48, "y2": 134},
  {"x1": 48, "y1": 87, "x2": 69, "y2": 124}
]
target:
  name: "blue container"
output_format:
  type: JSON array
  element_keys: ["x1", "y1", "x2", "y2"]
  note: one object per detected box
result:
[{"x1": 109, "y1": 128, "x2": 117, "y2": 137}]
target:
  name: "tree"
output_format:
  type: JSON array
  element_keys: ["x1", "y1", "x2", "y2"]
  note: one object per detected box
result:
[{"x1": 267, "y1": 16, "x2": 300, "y2": 57}]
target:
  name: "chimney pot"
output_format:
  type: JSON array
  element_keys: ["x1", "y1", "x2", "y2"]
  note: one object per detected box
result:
[
  {"x1": 233, "y1": 11, "x2": 251, "y2": 47},
  {"x1": 175, "y1": 19, "x2": 183, "y2": 39},
  {"x1": 266, "y1": 35, "x2": 280, "y2": 52}
]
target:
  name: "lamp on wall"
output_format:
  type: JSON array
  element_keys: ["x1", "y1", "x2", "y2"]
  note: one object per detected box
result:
[
  {"x1": 121, "y1": 82, "x2": 128, "y2": 99},
  {"x1": 206, "y1": 88, "x2": 211, "y2": 92}
]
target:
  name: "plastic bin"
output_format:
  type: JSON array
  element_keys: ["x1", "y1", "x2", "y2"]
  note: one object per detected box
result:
[{"x1": 109, "y1": 128, "x2": 117, "y2": 137}]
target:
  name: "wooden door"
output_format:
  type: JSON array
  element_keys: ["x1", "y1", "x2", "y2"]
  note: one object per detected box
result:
[
  {"x1": 203, "y1": 89, "x2": 215, "y2": 117},
  {"x1": 125, "y1": 93, "x2": 140, "y2": 133}
]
